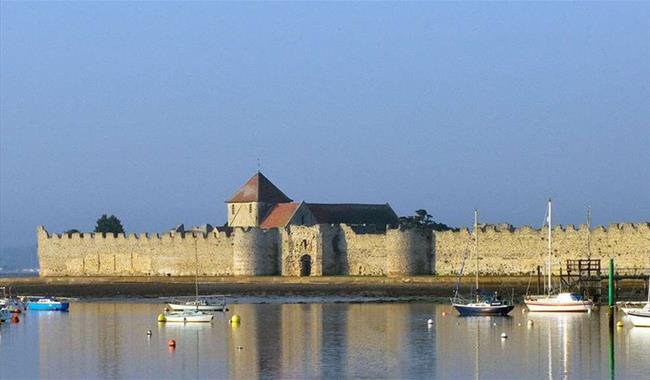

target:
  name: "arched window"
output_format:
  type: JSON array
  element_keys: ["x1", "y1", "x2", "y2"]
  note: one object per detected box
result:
[{"x1": 231, "y1": 205, "x2": 235, "y2": 215}]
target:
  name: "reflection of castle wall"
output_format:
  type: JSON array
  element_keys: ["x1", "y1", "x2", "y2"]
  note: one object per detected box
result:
[
  {"x1": 228, "y1": 304, "x2": 283, "y2": 379},
  {"x1": 228, "y1": 304, "x2": 260, "y2": 379},
  {"x1": 38, "y1": 304, "x2": 125, "y2": 379},
  {"x1": 280, "y1": 304, "x2": 323, "y2": 377}
]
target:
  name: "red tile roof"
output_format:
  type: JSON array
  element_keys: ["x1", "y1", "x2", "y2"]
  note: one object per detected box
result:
[
  {"x1": 227, "y1": 172, "x2": 292, "y2": 203},
  {"x1": 260, "y1": 203, "x2": 300, "y2": 228}
]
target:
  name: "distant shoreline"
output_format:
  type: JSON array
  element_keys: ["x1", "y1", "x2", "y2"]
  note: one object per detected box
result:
[{"x1": 0, "y1": 276, "x2": 646, "y2": 301}]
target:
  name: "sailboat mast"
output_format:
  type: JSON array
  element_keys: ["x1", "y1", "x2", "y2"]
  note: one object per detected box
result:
[
  {"x1": 195, "y1": 240, "x2": 199, "y2": 300},
  {"x1": 587, "y1": 206, "x2": 592, "y2": 259},
  {"x1": 474, "y1": 209, "x2": 479, "y2": 300},
  {"x1": 548, "y1": 198, "x2": 553, "y2": 294}
]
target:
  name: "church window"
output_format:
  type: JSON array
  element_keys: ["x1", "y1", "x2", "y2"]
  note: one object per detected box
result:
[
  {"x1": 249, "y1": 204, "x2": 252, "y2": 213},
  {"x1": 231, "y1": 205, "x2": 235, "y2": 215}
]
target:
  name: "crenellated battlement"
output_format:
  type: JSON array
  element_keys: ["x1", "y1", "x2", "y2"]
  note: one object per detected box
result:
[{"x1": 37, "y1": 221, "x2": 650, "y2": 277}]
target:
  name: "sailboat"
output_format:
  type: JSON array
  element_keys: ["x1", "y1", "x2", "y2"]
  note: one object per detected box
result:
[
  {"x1": 167, "y1": 240, "x2": 226, "y2": 311},
  {"x1": 627, "y1": 273, "x2": 650, "y2": 327},
  {"x1": 524, "y1": 199, "x2": 594, "y2": 312},
  {"x1": 452, "y1": 209, "x2": 515, "y2": 316}
]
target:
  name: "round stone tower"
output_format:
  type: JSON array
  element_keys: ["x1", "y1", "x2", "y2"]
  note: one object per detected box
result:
[
  {"x1": 233, "y1": 227, "x2": 279, "y2": 276},
  {"x1": 386, "y1": 228, "x2": 433, "y2": 276}
]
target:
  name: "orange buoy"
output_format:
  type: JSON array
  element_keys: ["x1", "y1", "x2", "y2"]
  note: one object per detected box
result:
[
  {"x1": 168, "y1": 339, "x2": 176, "y2": 348},
  {"x1": 11, "y1": 315, "x2": 20, "y2": 323}
]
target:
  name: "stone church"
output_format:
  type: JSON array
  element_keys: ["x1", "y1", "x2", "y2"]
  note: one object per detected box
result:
[{"x1": 226, "y1": 171, "x2": 399, "y2": 230}]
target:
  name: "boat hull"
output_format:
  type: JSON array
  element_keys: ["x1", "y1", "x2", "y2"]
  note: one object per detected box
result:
[
  {"x1": 168, "y1": 304, "x2": 225, "y2": 312},
  {"x1": 0, "y1": 309, "x2": 11, "y2": 322},
  {"x1": 524, "y1": 300, "x2": 593, "y2": 313},
  {"x1": 452, "y1": 303, "x2": 514, "y2": 316},
  {"x1": 163, "y1": 310, "x2": 214, "y2": 323},
  {"x1": 627, "y1": 311, "x2": 650, "y2": 327},
  {"x1": 28, "y1": 302, "x2": 69, "y2": 311},
  {"x1": 164, "y1": 314, "x2": 213, "y2": 323}
]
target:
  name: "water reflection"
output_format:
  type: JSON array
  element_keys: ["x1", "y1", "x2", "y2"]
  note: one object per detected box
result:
[{"x1": 0, "y1": 303, "x2": 648, "y2": 379}]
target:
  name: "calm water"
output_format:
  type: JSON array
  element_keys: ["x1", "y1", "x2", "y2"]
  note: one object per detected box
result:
[{"x1": 0, "y1": 301, "x2": 648, "y2": 379}]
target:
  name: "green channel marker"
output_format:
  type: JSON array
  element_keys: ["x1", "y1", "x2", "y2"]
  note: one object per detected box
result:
[{"x1": 608, "y1": 258, "x2": 615, "y2": 307}]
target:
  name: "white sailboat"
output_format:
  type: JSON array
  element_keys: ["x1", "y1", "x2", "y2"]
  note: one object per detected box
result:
[
  {"x1": 166, "y1": 241, "x2": 226, "y2": 312},
  {"x1": 627, "y1": 273, "x2": 650, "y2": 327},
  {"x1": 524, "y1": 199, "x2": 594, "y2": 313}
]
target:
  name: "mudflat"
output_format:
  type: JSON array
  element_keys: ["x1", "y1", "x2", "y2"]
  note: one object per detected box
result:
[{"x1": 1, "y1": 276, "x2": 645, "y2": 300}]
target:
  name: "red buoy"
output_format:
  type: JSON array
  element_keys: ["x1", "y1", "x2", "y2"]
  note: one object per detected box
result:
[
  {"x1": 11, "y1": 315, "x2": 20, "y2": 323},
  {"x1": 168, "y1": 339, "x2": 176, "y2": 347}
]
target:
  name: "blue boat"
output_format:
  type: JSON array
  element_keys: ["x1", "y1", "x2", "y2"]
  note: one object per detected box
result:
[
  {"x1": 452, "y1": 291, "x2": 515, "y2": 316},
  {"x1": 450, "y1": 210, "x2": 514, "y2": 317},
  {"x1": 27, "y1": 297, "x2": 69, "y2": 311}
]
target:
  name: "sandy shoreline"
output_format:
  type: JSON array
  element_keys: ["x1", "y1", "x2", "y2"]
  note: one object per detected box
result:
[{"x1": 0, "y1": 276, "x2": 646, "y2": 301}]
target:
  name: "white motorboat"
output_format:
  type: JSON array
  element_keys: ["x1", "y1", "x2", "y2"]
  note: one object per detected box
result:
[
  {"x1": 163, "y1": 310, "x2": 214, "y2": 323},
  {"x1": 524, "y1": 199, "x2": 594, "y2": 312}
]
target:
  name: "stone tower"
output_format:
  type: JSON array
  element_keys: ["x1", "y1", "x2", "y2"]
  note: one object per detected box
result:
[{"x1": 226, "y1": 172, "x2": 292, "y2": 227}]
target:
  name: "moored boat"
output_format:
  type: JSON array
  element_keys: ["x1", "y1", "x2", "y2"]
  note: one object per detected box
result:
[
  {"x1": 524, "y1": 199, "x2": 593, "y2": 313},
  {"x1": 627, "y1": 306, "x2": 650, "y2": 327},
  {"x1": 451, "y1": 210, "x2": 514, "y2": 317},
  {"x1": 168, "y1": 298, "x2": 226, "y2": 312},
  {"x1": 0, "y1": 287, "x2": 25, "y2": 313},
  {"x1": 617, "y1": 301, "x2": 647, "y2": 315},
  {"x1": 627, "y1": 273, "x2": 650, "y2": 327},
  {"x1": 0, "y1": 307, "x2": 11, "y2": 322},
  {"x1": 27, "y1": 297, "x2": 69, "y2": 311},
  {"x1": 163, "y1": 310, "x2": 214, "y2": 323},
  {"x1": 525, "y1": 292, "x2": 593, "y2": 312},
  {"x1": 453, "y1": 292, "x2": 515, "y2": 316}
]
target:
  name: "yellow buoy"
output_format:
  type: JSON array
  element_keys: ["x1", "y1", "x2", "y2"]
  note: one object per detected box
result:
[
  {"x1": 230, "y1": 314, "x2": 241, "y2": 324},
  {"x1": 157, "y1": 314, "x2": 167, "y2": 322},
  {"x1": 616, "y1": 320, "x2": 624, "y2": 328}
]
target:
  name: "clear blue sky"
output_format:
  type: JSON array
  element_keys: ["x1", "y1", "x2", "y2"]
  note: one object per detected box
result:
[{"x1": 1, "y1": 2, "x2": 649, "y2": 250}]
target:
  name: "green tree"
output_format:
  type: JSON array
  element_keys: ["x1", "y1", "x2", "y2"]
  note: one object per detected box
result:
[
  {"x1": 94, "y1": 214, "x2": 125, "y2": 234},
  {"x1": 398, "y1": 209, "x2": 455, "y2": 231}
]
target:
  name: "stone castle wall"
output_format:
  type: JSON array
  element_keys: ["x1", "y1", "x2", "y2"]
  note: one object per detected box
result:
[
  {"x1": 37, "y1": 222, "x2": 650, "y2": 277},
  {"x1": 37, "y1": 226, "x2": 235, "y2": 276},
  {"x1": 435, "y1": 223, "x2": 650, "y2": 275}
]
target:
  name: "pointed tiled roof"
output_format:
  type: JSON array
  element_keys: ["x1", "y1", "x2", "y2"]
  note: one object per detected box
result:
[{"x1": 227, "y1": 172, "x2": 293, "y2": 203}]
